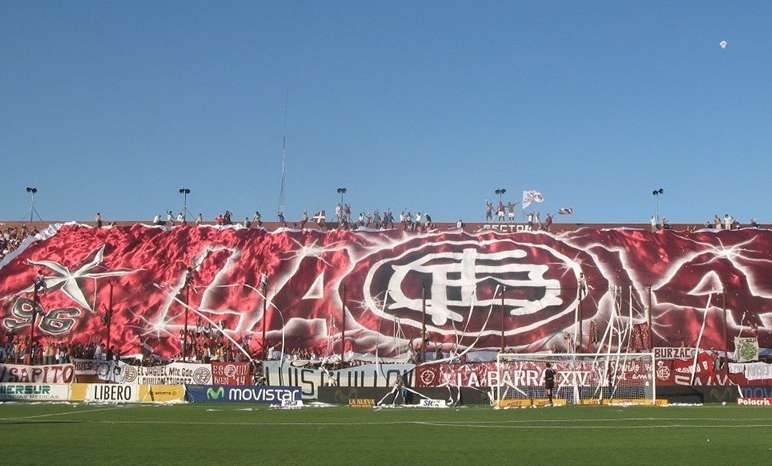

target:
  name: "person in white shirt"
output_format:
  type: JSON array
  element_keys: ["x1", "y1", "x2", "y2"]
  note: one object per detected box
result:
[
  {"x1": 153, "y1": 213, "x2": 161, "y2": 225},
  {"x1": 176, "y1": 212, "x2": 184, "y2": 224},
  {"x1": 724, "y1": 214, "x2": 732, "y2": 230},
  {"x1": 195, "y1": 213, "x2": 203, "y2": 225},
  {"x1": 650, "y1": 215, "x2": 657, "y2": 232}
]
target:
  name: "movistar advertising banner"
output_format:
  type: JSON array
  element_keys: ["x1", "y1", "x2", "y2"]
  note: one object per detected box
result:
[{"x1": 185, "y1": 385, "x2": 301, "y2": 403}]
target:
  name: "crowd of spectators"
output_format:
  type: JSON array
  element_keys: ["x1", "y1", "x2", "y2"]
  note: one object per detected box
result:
[
  {"x1": 0, "y1": 330, "x2": 117, "y2": 364},
  {"x1": 173, "y1": 321, "x2": 255, "y2": 364},
  {"x1": 0, "y1": 224, "x2": 36, "y2": 263}
]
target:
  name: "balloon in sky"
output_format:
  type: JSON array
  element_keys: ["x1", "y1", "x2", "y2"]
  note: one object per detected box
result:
[{"x1": 719, "y1": 40, "x2": 728, "y2": 49}]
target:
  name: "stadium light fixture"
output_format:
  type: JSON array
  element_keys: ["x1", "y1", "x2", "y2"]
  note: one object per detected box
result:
[
  {"x1": 25, "y1": 186, "x2": 39, "y2": 222},
  {"x1": 652, "y1": 188, "x2": 664, "y2": 225},
  {"x1": 494, "y1": 188, "x2": 506, "y2": 204},
  {"x1": 336, "y1": 187, "x2": 347, "y2": 204},
  {"x1": 178, "y1": 188, "x2": 191, "y2": 222}
]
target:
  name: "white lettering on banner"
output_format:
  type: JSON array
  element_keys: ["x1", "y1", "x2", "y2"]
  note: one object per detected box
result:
[
  {"x1": 0, "y1": 383, "x2": 70, "y2": 401},
  {"x1": 742, "y1": 362, "x2": 772, "y2": 381},
  {"x1": 418, "y1": 361, "x2": 652, "y2": 388},
  {"x1": 481, "y1": 224, "x2": 533, "y2": 233},
  {"x1": 117, "y1": 362, "x2": 212, "y2": 385},
  {"x1": 228, "y1": 387, "x2": 296, "y2": 403},
  {"x1": 72, "y1": 359, "x2": 123, "y2": 382},
  {"x1": 86, "y1": 384, "x2": 138, "y2": 403},
  {"x1": 0, "y1": 363, "x2": 74, "y2": 383},
  {"x1": 653, "y1": 347, "x2": 695, "y2": 360},
  {"x1": 262, "y1": 362, "x2": 415, "y2": 399}
]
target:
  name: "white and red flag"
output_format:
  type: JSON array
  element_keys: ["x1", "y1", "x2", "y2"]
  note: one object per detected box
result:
[{"x1": 522, "y1": 190, "x2": 544, "y2": 209}]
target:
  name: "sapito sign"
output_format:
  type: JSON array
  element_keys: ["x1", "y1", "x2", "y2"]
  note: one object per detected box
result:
[{"x1": 0, "y1": 363, "x2": 74, "y2": 383}]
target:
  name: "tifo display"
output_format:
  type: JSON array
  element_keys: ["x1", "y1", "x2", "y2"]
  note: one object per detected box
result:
[{"x1": 0, "y1": 223, "x2": 771, "y2": 407}]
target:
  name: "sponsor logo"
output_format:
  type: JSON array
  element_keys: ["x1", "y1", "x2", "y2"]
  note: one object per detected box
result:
[
  {"x1": 227, "y1": 387, "x2": 297, "y2": 402},
  {"x1": 91, "y1": 384, "x2": 134, "y2": 402},
  {"x1": 0, "y1": 384, "x2": 51, "y2": 395},
  {"x1": 207, "y1": 387, "x2": 225, "y2": 400},
  {"x1": 737, "y1": 397, "x2": 772, "y2": 406},
  {"x1": 419, "y1": 399, "x2": 447, "y2": 408},
  {"x1": 348, "y1": 398, "x2": 375, "y2": 408}
]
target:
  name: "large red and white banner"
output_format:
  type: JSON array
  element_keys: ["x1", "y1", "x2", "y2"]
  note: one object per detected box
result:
[
  {"x1": 416, "y1": 360, "x2": 651, "y2": 388},
  {"x1": 0, "y1": 224, "x2": 770, "y2": 359},
  {"x1": 211, "y1": 361, "x2": 252, "y2": 385}
]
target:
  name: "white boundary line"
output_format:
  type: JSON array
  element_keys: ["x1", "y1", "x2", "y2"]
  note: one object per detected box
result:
[
  {"x1": 0, "y1": 419, "x2": 770, "y2": 429},
  {"x1": 0, "y1": 405, "x2": 144, "y2": 421}
]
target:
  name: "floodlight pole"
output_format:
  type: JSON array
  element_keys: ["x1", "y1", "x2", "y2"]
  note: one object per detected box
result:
[{"x1": 179, "y1": 188, "x2": 191, "y2": 222}]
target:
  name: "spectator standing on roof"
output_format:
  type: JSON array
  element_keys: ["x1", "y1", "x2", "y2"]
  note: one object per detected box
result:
[
  {"x1": 544, "y1": 213, "x2": 553, "y2": 232},
  {"x1": 507, "y1": 202, "x2": 516, "y2": 223},
  {"x1": 485, "y1": 201, "x2": 493, "y2": 222},
  {"x1": 300, "y1": 211, "x2": 308, "y2": 230},
  {"x1": 95, "y1": 212, "x2": 103, "y2": 228}
]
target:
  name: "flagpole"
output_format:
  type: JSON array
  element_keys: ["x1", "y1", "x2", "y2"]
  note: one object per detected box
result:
[
  {"x1": 500, "y1": 286, "x2": 505, "y2": 352},
  {"x1": 262, "y1": 279, "x2": 268, "y2": 360},
  {"x1": 341, "y1": 285, "x2": 346, "y2": 362},
  {"x1": 30, "y1": 286, "x2": 38, "y2": 364},
  {"x1": 107, "y1": 282, "x2": 113, "y2": 352}
]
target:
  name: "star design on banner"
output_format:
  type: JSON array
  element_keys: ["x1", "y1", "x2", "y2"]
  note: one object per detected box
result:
[
  {"x1": 21, "y1": 245, "x2": 137, "y2": 312},
  {"x1": 283, "y1": 238, "x2": 348, "y2": 266}
]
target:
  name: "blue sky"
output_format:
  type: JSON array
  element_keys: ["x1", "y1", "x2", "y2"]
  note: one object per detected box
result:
[{"x1": 1, "y1": 1, "x2": 770, "y2": 223}]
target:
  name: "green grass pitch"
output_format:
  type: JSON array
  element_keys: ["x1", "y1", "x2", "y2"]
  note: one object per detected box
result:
[{"x1": 1, "y1": 403, "x2": 770, "y2": 465}]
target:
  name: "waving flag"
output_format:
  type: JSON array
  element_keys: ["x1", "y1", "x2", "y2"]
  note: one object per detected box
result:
[
  {"x1": 522, "y1": 190, "x2": 544, "y2": 209},
  {"x1": 558, "y1": 208, "x2": 574, "y2": 215}
]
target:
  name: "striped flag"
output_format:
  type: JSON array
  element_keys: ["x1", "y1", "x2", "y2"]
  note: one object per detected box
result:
[{"x1": 558, "y1": 208, "x2": 574, "y2": 215}]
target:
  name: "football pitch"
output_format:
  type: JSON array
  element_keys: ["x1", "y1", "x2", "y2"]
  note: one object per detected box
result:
[{"x1": 1, "y1": 403, "x2": 770, "y2": 465}]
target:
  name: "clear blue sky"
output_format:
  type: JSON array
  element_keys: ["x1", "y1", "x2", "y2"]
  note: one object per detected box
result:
[{"x1": 1, "y1": 1, "x2": 770, "y2": 223}]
